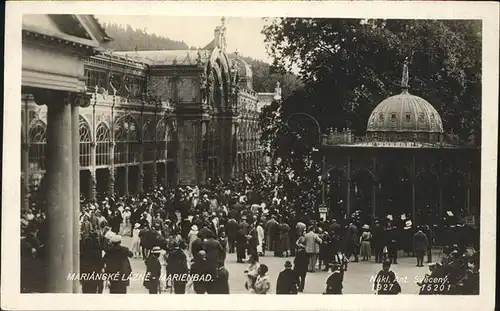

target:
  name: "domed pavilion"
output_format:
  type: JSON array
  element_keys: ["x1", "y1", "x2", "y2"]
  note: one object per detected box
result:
[{"x1": 319, "y1": 60, "x2": 480, "y2": 228}]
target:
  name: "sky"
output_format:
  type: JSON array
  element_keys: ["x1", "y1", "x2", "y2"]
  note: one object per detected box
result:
[{"x1": 96, "y1": 15, "x2": 273, "y2": 63}]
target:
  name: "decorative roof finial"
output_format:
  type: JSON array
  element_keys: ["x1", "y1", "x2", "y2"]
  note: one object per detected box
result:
[
  {"x1": 401, "y1": 57, "x2": 410, "y2": 92},
  {"x1": 221, "y1": 17, "x2": 226, "y2": 27}
]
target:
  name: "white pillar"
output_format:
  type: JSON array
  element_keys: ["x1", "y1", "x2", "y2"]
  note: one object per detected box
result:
[{"x1": 71, "y1": 102, "x2": 80, "y2": 293}]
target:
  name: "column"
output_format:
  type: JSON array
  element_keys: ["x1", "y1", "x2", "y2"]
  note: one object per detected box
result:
[
  {"x1": 90, "y1": 102, "x2": 97, "y2": 201},
  {"x1": 43, "y1": 91, "x2": 74, "y2": 293},
  {"x1": 223, "y1": 119, "x2": 234, "y2": 182},
  {"x1": 124, "y1": 167, "x2": 129, "y2": 195},
  {"x1": 439, "y1": 159, "x2": 443, "y2": 216},
  {"x1": 22, "y1": 96, "x2": 30, "y2": 212},
  {"x1": 22, "y1": 142, "x2": 30, "y2": 212},
  {"x1": 412, "y1": 155, "x2": 416, "y2": 227},
  {"x1": 194, "y1": 120, "x2": 203, "y2": 184},
  {"x1": 164, "y1": 137, "x2": 169, "y2": 187},
  {"x1": 152, "y1": 107, "x2": 158, "y2": 190},
  {"x1": 138, "y1": 141, "x2": 144, "y2": 194},
  {"x1": 89, "y1": 142, "x2": 97, "y2": 201},
  {"x1": 372, "y1": 157, "x2": 377, "y2": 217},
  {"x1": 346, "y1": 155, "x2": 351, "y2": 218},
  {"x1": 109, "y1": 99, "x2": 116, "y2": 197},
  {"x1": 108, "y1": 142, "x2": 115, "y2": 197},
  {"x1": 152, "y1": 149, "x2": 158, "y2": 190},
  {"x1": 71, "y1": 102, "x2": 80, "y2": 293},
  {"x1": 321, "y1": 154, "x2": 326, "y2": 207}
]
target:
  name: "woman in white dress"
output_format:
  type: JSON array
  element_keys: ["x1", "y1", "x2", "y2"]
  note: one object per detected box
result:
[
  {"x1": 131, "y1": 223, "x2": 141, "y2": 258},
  {"x1": 256, "y1": 221, "x2": 265, "y2": 256},
  {"x1": 187, "y1": 225, "x2": 199, "y2": 258},
  {"x1": 121, "y1": 207, "x2": 132, "y2": 236}
]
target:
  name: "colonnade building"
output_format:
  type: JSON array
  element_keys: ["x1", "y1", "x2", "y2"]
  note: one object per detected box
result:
[{"x1": 22, "y1": 16, "x2": 279, "y2": 209}]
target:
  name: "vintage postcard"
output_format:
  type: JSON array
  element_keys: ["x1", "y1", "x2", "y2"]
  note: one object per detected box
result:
[{"x1": 2, "y1": 1, "x2": 498, "y2": 311}]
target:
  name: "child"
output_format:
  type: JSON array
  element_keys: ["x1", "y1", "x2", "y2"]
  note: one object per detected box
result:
[
  {"x1": 373, "y1": 260, "x2": 401, "y2": 295},
  {"x1": 324, "y1": 264, "x2": 343, "y2": 294}
]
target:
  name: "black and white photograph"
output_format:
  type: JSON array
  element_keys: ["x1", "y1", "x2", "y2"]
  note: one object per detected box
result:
[{"x1": 2, "y1": 1, "x2": 498, "y2": 311}]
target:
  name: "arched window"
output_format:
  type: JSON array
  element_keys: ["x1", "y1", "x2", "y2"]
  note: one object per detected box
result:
[
  {"x1": 96, "y1": 122, "x2": 111, "y2": 166},
  {"x1": 79, "y1": 116, "x2": 92, "y2": 167},
  {"x1": 114, "y1": 115, "x2": 139, "y2": 164},
  {"x1": 166, "y1": 125, "x2": 175, "y2": 160},
  {"x1": 28, "y1": 120, "x2": 47, "y2": 171},
  {"x1": 143, "y1": 120, "x2": 156, "y2": 162},
  {"x1": 156, "y1": 118, "x2": 167, "y2": 160}
]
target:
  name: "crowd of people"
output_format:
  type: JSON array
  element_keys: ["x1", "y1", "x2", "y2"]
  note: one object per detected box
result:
[{"x1": 20, "y1": 170, "x2": 480, "y2": 295}]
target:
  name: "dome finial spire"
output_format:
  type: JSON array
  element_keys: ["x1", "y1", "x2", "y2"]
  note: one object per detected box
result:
[{"x1": 401, "y1": 57, "x2": 410, "y2": 92}]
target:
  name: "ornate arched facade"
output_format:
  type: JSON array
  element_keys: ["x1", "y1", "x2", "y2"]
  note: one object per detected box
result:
[{"x1": 20, "y1": 18, "x2": 269, "y2": 202}]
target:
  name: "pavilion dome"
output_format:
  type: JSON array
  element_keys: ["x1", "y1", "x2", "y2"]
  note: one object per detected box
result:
[
  {"x1": 366, "y1": 90, "x2": 444, "y2": 133},
  {"x1": 366, "y1": 59, "x2": 444, "y2": 142}
]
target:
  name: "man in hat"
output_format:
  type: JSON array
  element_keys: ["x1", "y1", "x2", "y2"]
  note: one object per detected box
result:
[
  {"x1": 225, "y1": 216, "x2": 238, "y2": 253},
  {"x1": 236, "y1": 217, "x2": 249, "y2": 263},
  {"x1": 276, "y1": 260, "x2": 300, "y2": 294},
  {"x1": 265, "y1": 215, "x2": 279, "y2": 253},
  {"x1": 201, "y1": 228, "x2": 226, "y2": 294},
  {"x1": 103, "y1": 235, "x2": 133, "y2": 294},
  {"x1": 372, "y1": 220, "x2": 384, "y2": 263},
  {"x1": 190, "y1": 250, "x2": 209, "y2": 294},
  {"x1": 413, "y1": 227, "x2": 428, "y2": 267},
  {"x1": 167, "y1": 241, "x2": 189, "y2": 294},
  {"x1": 144, "y1": 246, "x2": 162, "y2": 294},
  {"x1": 402, "y1": 220, "x2": 414, "y2": 257}
]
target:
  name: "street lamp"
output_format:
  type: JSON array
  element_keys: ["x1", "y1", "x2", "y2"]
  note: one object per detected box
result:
[{"x1": 286, "y1": 112, "x2": 326, "y2": 219}]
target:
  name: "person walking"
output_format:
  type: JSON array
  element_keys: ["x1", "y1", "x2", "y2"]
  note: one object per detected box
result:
[
  {"x1": 360, "y1": 225, "x2": 372, "y2": 261},
  {"x1": 237, "y1": 217, "x2": 249, "y2": 263},
  {"x1": 80, "y1": 231, "x2": 104, "y2": 294},
  {"x1": 276, "y1": 261, "x2": 300, "y2": 294},
  {"x1": 265, "y1": 215, "x2": 278, "y2": 253},
  {"x1": 344, "y1": 222, "x2": 359, "y2": 263},
  {"x1": 211, "y1": 266, "x2": 230, "y2": 294},
  {"x1": 144, "y1": 246, "x2": 162, "y2": 294},
  {"x1": 131, "y1": 223, "x2": 141, "y2": 258},
  {"x1": 318, "y1": 229, "x2": 330, "y2": 271},
  {"x1": 304, "y1": 226, "x2": 322, "y2": 272},
  {"x1": 187, "y1": 225, "x2": 199, "y2": 257},
  {"x1": 294, "y1": 244, "x2": 308, "y2": 292},
  {"x1": 167, "y1": 241, "x2": 189, "y2": 294},
  {"x1": 413, "y1": 227, "x2": 428, "y2": 267},
  {"x1": 103, "y1": 235, "x2": 133, "y2": 294},
  {"x1": 256, "y1": 221, "x2": 265, "y2": 256}
]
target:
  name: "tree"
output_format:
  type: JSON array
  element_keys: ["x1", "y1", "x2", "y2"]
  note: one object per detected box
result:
[
  {"x1": 262, "y1": 18, "x2": 481, "y2": 192},
  {"x1": 102, "y1": 23, "x2": 190, "y2": 51}
]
